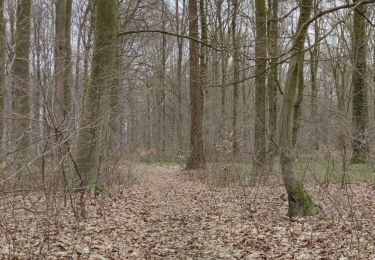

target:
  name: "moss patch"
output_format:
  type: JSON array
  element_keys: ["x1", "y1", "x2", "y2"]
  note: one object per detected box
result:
[{"x1": 288, "y1": 181, "x2": 318, "y2": 217}]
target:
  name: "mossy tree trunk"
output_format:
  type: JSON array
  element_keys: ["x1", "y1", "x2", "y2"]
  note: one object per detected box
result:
[
  {"x1": 351, "y1": 0, "x2": 369, "y2": 164},
  {"x1": 13, "y1": 0, "x2": 32, "y2": 149},
  {"x1": 278, "y1": 0, "x2": 317, "y2": 218},
  {"x1": 253, "y1": 0, "x2": 267, "y2": 175},
  {"x1": 186, "y1": 0, "x2": 205, "y2": 169},
  {"x1": 75, "y1": 0, "x2": 118, "y2": 190}
]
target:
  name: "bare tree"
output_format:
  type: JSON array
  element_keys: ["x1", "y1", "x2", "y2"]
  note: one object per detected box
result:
[
  {"x1": 13, "y1": 0, "x2": 32, "y2": 149},
  {"x1": 253, "y1": 0, "x2": 267, "y2": 175},
  {"x1": 0, "y1": 0, "x2": 4, "y2": 144},
  {"x1": 55, "y1": 0, "x2": 73, "y2": 121},
  {"x1": 351, "y1": 0, "x2": 369, "y2": 164},
  {"x1": 267, "y1": 0, "x2": 279, "y2": 167},
  {"x1": 75, "y1": 0, "x2": 118, "y2": 190},
  {"x1": 231, "y1": 0, "x2": 239, "y2": 156},
  {"x1": 186, "y1": 0, "x2": 205, "y2": 169},
  {"x1": 278, "y1": 0, "x2": 317, "y2": 217}
]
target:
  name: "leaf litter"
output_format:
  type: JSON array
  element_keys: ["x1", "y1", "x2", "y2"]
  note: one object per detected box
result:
[{"x1": 1, "y1": 164, "x2": 375, "y2": 259}]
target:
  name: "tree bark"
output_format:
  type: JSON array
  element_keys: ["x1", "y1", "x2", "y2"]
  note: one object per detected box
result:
[
  {"x1": 0, "y1": 0, "x2": 5, "y2": 144},
  {"x1": 232, "y1": 0, "x2": 239, "y2": 156},
  {"x1": 75, "y1": 0, "x2": 118, "y2": 189},
  {"x1": 217, "y1": 0, "x2": 227, "y2": 137},
  {"x1": 267, "y1": 0, "x2": 279, "y2": 167},
  {"x1": 309, "y1": 15, "x2": 319, "y2": 151},
  {"x1": 55, "y1": 0, "x2": 72, "y2": 122},
  {"x1": 13, "y1": 0, "x2": 32, "y2": 149},
  {"x1": 161, "y1": 0, "x2": 166, "y2": 154},
  {"x1": 175, "y1": 0, "x2": 184, "y2": 154},
  {"x1": 253, "y1": 0, "x2": 267, "y2": 175},
  {"x1": 351, "y1": 0, "x2": 369, "y2": 164},
  {"x1": 186, "y1": 0, "x2": 205, "y2": 169}
]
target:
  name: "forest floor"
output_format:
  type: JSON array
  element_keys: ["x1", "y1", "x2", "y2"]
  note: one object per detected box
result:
[{"x1": 1, "y1": 164, "x2": 375, "y2": 259}]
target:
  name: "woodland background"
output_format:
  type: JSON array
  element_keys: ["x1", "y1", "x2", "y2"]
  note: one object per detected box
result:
[{"x1": 1, "y1": 0, "x2": 375, "y2": 258}]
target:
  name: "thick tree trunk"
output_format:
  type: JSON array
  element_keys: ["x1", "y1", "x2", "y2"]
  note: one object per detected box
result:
[
  {"x1": 232, "y1": 0, "x2": 239, "y2": 156},
  {"x1": 186, "y1": 0, "x2": 205, "y2": 169},
  {"x1": 351, "y1": 1, "x2": 369, "y2": 164},
  {"x1": 253, "y1": 0, "x2": 267, "y2": 175},
  {"x1": 267, "y1": 0, "x2": 279, "y2": 167},
  {"x1": 75, "y1": 0, "x2": 118, "y2": 189},
  {"x1": 278, "y1": 0, "x2": 317, "y2": 217},
  {"x1": 13, "y1": 0, "x2": 32, "y2": 149}
]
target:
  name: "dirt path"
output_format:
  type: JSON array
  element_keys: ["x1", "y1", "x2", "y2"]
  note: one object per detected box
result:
[{"x1": 1, "y1": 164, "x2": 375, "y2": 259}]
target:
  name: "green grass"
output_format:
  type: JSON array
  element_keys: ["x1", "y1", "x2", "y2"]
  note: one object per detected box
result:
[{"x1": 206, "y1": 158, "x2": 375, "y2": 185}]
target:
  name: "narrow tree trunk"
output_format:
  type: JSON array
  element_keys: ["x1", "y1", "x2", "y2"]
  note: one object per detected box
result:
[
  {"x1": 351, "y1": 0, "x2": 369, "y2": 164},
  {"x1": 13, "y1": 0, "x2": 32, "y2": 149},
  {"x1": 232, "y1": 0, "x2": 239, "y2": 156},
  {"x1": 242, "y1": 59, "x2": 248, "y2": 146},
  {"x1": 161, "y1": 0, "x2": 166, "y2": 154},
  {"x1": 200, "y1": 0, "x2": 209, "y2": 154},
  {"x1": 310, "y1": 5, "x2": 319, "y2": 151},
  {"x1": 109, "y1": 1, "x2": 120, "y2": 149},
  {"x1": 253, "y1": 0, "x2": 267, "y2": 175},
  {"x1": 186, "y1": 0, "x2": 205, "y2": 169},
  {"x1": 0, "y1": 0, "x2": 5, "y2": 144},
  {"x1": 175, "y1": 0, "x2": 184, "y2": 154},
  {"x1": 217, "y1": 0, "x2": 227, "y2": 136},
  {"x1": 267, "y1": 0, "x2": 278, "y2": 167},
  {"x1": 278, "y1": 0, "x2": 317, "y2": 217},
  {"x1": 55, "y1": 0, "x2": 72, "y2": 122},
  {"x1": 291, "y1": 57, "x2": 305, "y2": 147}
]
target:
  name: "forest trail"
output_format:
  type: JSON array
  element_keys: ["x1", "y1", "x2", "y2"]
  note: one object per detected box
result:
[
  {"x1": 1, "y1": 164, "x2": 375, "y2": 259},
  {"x1": 117, "y1": 165, "x2": 262, "y2": 258}
]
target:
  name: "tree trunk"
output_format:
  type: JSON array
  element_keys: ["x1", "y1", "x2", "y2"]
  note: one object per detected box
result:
[
  {"x1": 109, "y1": 1, "x2": 120, "y2": 149},
  {"x1": 75, "y1": 0, "x2": 118, "y2": 189},
  {"x1": 0, "y1": 0, "x2": 4, "y2": 144},
  {"x1": 175, "y1": 0, "x2": 184, "y2": 154},
  {"x1": 278, "y1": 0, "x2": 317, "y2": 217},
  {"x1": 351, "y1": 0, "x2": 369, "y2": 164},
  {"x1": 292, "y1": 56, "x2": 305, "y2": 148},
  {"x1": 217, "y1": 0, "x2": 227, "y2": 137},
  {"x1": 310, "y1": 16, "x2": 319, "y2": 151},
  {"x1": 13, "y1": 0, "x2": 32, "y2": 149},
  {"x1": 267, "y1": 0, "x2": 278, "y2": 167},
  {"x1": 186, "y1": 0, "x2": 205, "y2": 169},
  {"x1": 161, "y1": 0, "x2": 166, "y2": 154},
  {"x1": 232, "y1": 0, "x2": 239, "y2": 156},
  {"x1": 253, "y1": 0, "x2": 267, "y2": 175},
  {"x1": 55, "y1": 0, "x2": 72, "y2": 122}
]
